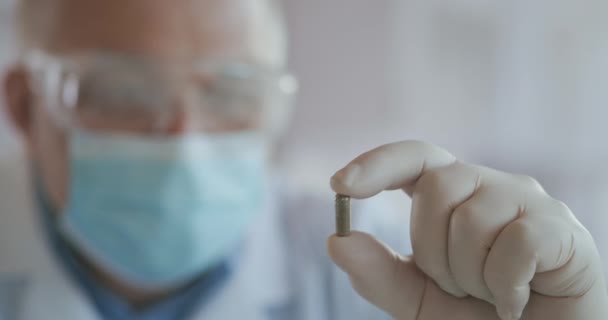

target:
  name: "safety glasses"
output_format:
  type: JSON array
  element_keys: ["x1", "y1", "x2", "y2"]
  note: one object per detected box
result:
[{"x1": 24, "y1": 51, "x2": 298, "y2": 135}]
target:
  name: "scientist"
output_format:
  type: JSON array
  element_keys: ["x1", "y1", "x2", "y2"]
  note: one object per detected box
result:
[{"x1": 1, "y1": 0, "x2": 606, "y2": 319}]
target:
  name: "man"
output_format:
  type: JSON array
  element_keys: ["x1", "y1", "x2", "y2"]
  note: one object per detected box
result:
[
  {"x1": 1, "y1": 0, "x2": 606, "y2": 320},
  {"x1": 0, "y1": 0, "x2": 387, "y2": 319}
]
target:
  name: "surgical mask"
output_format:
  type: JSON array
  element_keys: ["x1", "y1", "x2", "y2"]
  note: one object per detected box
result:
[{"x1": 59, "y1": 129, "x2": 270, "y2": 289}]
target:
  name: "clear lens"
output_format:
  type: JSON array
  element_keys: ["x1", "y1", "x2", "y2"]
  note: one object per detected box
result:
[{"x1": 26, "y1": 52, "x2": 297, "y2": 135}]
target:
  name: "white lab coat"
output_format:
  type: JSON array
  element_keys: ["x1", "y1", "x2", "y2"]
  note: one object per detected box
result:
[{"x1": 0, "y1": 150, "x2": 411, "y2": 320}]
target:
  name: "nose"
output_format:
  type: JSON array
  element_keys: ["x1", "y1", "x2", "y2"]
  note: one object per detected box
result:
[
  {"x1": 166, "y1": 103, "x2": 188, "y2": 135},
  {"x1": 162, "y1": 90, "x2": 257, "y2": 135}
]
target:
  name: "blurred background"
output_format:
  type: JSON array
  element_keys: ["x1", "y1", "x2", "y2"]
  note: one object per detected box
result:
[
  {"x1": 283, "y1": 0, "x2": 608, "y2": 269},
  {"x1": 1, "y1": 0, "x2": 608, "y2": 271}
]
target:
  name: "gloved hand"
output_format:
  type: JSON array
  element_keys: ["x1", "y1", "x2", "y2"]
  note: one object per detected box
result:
[{"x1": 327, "y1": 141, "x2": 608, "y2": 320}]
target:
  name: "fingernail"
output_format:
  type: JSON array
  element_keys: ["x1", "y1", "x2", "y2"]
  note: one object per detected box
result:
[{"x1": 331, "y1": 164, "x2": 361, "y2": 189}]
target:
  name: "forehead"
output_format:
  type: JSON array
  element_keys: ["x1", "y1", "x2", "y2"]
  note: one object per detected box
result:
[{"x1": 37, "y1": 0, "x2": 283, "y2": 66}]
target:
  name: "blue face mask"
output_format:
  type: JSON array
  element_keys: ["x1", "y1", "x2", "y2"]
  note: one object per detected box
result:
[{"x1": 59, "y1": 130, "x2": 270, "y2": 290}]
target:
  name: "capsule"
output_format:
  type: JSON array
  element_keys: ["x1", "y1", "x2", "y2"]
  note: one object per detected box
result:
[{"x1": 335, "y1": 194, "x2": 351, "y2": 237}]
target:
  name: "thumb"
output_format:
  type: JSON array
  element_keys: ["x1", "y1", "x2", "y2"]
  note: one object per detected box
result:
[{"x1": 327, "y1": 231, "x2": 427, "y2": 319}]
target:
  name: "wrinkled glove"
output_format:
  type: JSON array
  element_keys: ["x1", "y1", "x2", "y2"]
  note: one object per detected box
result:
[{"x1": 327, "y1": 141, "x2": 608, "y2": 320}]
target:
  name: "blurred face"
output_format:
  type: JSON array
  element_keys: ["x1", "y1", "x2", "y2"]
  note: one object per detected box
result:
[{"x1": 5, "y1": 0, "x2": 289, "y2": 210}]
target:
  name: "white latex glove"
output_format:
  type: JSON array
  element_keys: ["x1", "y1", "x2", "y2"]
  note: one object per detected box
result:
[{"x1": 327, "y1": 141, "x2": 608, "y2": 320}]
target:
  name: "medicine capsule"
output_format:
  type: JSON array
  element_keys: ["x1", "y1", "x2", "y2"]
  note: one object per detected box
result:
[{"x1": 335, "y1": 194, "x2": 351, "y2": 237}]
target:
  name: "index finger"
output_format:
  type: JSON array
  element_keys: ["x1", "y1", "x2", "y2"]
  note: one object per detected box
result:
[{"x1": 330, "y1": 140, "x2": 456, "y2": 198}]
